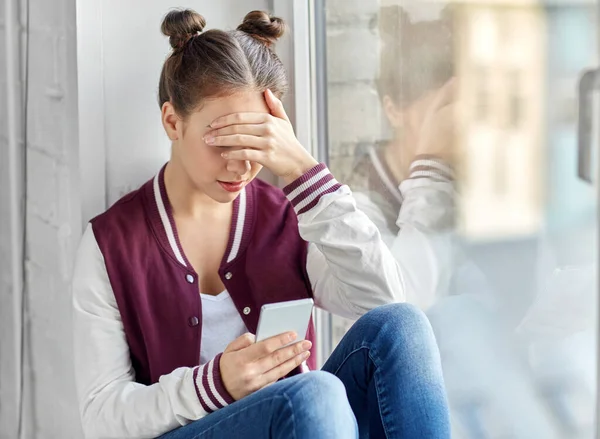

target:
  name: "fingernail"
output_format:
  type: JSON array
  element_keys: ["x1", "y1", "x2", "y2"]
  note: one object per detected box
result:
[
  {"x1": 221, "y1": 152, "x2": 228, "y2": 159},
  {"x1": 302, "y1": 340, "x2": 312, "y2": 349},
  {"x1": 302, "y1": 351, "x2": 310, "y2": 359},
  {"x1": 288, "y1": 332, "x2": 297, "y2": 342},
  {"x1": 204, "y1": 136, "x2": 214, "y2": 144}
]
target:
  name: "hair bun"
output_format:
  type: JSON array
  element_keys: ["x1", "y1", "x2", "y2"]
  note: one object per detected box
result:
[
  {"x1": 378, "y1": 5, "x2": 411, "y2": 45},
  {"x1": 237, "y1": 11, "x2": 285, "y2": 47},
  {"x1": 161, "y1": 9, "x2": 206, "y2": 50}
]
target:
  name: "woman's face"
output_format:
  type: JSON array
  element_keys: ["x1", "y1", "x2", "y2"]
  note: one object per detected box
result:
[{"x1": 168, "y1": 91, "x2": 267, "y2": 203}]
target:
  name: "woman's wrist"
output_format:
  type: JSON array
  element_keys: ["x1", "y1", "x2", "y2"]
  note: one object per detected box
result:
[
  {"x1": 283, "y1": 162, "x2": 343, "y2": 215},
  {"x1": 282, "y1": 156, "x2": 319, "y2": 186},
  {"x1": 409, "y1": 155, "x2": 454, "y2": 181}
]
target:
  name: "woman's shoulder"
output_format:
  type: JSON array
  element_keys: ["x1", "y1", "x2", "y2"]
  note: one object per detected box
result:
[{"x1": 89, "y1": 178, "x2": 151, "y2": 235}]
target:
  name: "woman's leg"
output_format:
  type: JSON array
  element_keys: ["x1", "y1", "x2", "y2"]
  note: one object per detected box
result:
[
  {"x1": 158, "y1": 370, "x2": 358, "y2": 439},
  {"x1": 322, "y1": 303, "x2": 451, "y2": 439}
]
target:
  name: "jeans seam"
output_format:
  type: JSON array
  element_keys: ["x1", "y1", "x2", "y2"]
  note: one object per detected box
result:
[
  {"x1": 329, "y1": 344, "x2": 391, "y2": 439},
  {"x1": 368, "y1": 348, "x2": 391, "y2": 439},
  {"x1": 282, "y1": 393, "x2": 297, "y2": 439},
  {"x1": 329, "y1": 345, "x2": 369, "y2": 377}
]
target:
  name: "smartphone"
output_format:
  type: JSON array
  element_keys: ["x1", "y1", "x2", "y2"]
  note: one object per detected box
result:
[{"x1": 255, "y1": 298, "x2": 314, "y2": 346}]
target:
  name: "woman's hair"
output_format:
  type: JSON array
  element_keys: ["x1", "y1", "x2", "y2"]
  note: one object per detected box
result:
[
  {"x1": 158, "y1": 9, "x2": 288, "y2": 118},
  {"x1": 376, "y1": 5, "x2": 454, "y2": 107}
]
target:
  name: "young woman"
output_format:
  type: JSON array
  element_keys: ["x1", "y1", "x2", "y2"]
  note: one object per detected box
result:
[{"x1": 72, "y1": 9, "x2": 450, "y2": 439}]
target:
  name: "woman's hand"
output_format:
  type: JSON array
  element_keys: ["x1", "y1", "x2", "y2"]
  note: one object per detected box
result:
[
  {"x1": 220, "y1": 331, "x2": 312, "y2": 401},
  {"x1": 413, "y1": 78, "x2": 457, "y2": 164},
  {"x1": 204, "y1": 89, "x2": 318, "y2": 185}
]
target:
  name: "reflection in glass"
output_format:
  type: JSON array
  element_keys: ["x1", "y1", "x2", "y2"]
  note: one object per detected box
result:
[{"x1": 323, "y1": 1, "x2": 598, "y2": 437}]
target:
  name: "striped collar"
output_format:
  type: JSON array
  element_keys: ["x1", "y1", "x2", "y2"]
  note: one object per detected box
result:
[
  {"x1": 144, "y1": 164, "x2": 254, "y2": 272},
  {"x1": 368, "y1": 147, "x2": 404, "y2": 206}
]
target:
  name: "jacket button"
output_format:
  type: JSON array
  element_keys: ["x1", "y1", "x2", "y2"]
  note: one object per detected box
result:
[
  {"x1": 243, "y1": 307, "x2": 251, "y2": 315},
  {"x1": 188, "y1": 316, "x2": 199, "y2": 327},
  {"x1": 186, "y1": 274, "x2": 194, "y2": 284},
  {"x1": 225, "y1": 272, "x2": 233, "y2": 280}
]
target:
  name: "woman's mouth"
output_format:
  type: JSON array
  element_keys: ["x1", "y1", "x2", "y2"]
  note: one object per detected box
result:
[{"x1": 218, "y1": 180, "x2": 246, "y2": 193}]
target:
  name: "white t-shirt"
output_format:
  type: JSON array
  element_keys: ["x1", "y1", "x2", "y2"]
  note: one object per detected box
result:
[{"x1": 199, "y1": 290, "x2": 248, "y2": 364}]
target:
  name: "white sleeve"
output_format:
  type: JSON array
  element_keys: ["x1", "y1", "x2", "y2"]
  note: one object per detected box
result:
[
  {"x1": 284, "y1": 164, "x2": 405, "y2": 321},
  {"x1": 72, "y1": 225, "x2": 233, "y2": 439},
  {"x1": 354, "y1": 156, "x2": 458, "y2": 310},
  {"x1": 352, "y1": 190, "x2": 453, "y2": 310}
]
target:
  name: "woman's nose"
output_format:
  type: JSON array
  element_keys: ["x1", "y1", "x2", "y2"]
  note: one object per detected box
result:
[{"x1": 226, "y1": 159, "x2": 251, "y2": 177}]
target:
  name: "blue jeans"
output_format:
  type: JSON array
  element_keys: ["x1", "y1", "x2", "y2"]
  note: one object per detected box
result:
[{"x1": 159, "y1": 303, "x2": 450, "y2": 439}]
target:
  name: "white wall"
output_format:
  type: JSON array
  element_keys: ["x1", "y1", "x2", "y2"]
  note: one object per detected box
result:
[
  {"x1": 0, "y1": 0, "x2": 17, "y2": 434},
  {"x1": 1, "y1": 0, "x2": 82, "y2": 437},
  {"x1": 1, "y1": 1, "x2": 282, "y2": 437}
]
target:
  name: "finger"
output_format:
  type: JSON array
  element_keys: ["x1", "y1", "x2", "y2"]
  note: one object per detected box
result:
[
  {"x1": 225, "y1": 332, "x2": 256, "y2": 353},
  {"x1": 206, "y1": 124, "x2": 267, "y2": 139},
  {"x1": 258, "y1": 351, "x2": 311, "y2": 388},
  {"x1": 265, "y1": 89, "x2": 290, "y2": 123},
  {"x1": 221, "y1": 148, "x2": 265, "y2": 163},
  {"x1": 245, "y1": 331, "x2": 297, "y2": 359},
  {"x1": 205, "y1": 134, "x2": 269, "y2": 149},
  {"x1": 256, "y1": 340, "x2": 312, "y2": 373},
  {"x1": 210, "y1": 112, "x2": 269, "y2": 129}
]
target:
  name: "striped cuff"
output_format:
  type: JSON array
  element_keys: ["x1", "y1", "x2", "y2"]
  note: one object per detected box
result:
[
  {"x1": 283, "y1": 163, "x2": 343, "y2": 215},
  {"x1": 409, "y1": 155, "x2": 454, "y2": 182},
  {"x1": 193, "y1": 353, "x2": 235, "y2": 414}
]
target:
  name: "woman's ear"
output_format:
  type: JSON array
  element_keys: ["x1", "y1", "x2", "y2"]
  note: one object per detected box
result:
[
  {"x1": 382, "y1": 95, "x2": 403, "y2": 129},
  {"x1": 161, "y1": 101, "x2": 180, "y2": 141}
]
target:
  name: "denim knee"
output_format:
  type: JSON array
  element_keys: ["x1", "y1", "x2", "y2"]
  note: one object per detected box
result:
[
  {"x1": 358, "y1": 303, "x2": 438, "y2": 353},
  {"x1": 363, "y1": 302, "x2": 432, "y2": 334},
  {"x1": 280, "y1": 371, "x2": 358, "y2": 438}
]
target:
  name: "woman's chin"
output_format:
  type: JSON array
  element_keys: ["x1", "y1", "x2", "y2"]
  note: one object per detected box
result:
[{"x1": 207, "y1": 186, "x2": 242, "y2": 203}]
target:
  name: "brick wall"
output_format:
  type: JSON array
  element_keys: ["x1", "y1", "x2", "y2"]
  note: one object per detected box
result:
[
  {"x1": 325, "y1": 0, "x2": 384, "y2": 183},
  {"x1": 324, "y1": 0, "x2": 385, "y2": 348},
  {"x1": 0, "y1": 0, "x2": 82, "y2": 437}
]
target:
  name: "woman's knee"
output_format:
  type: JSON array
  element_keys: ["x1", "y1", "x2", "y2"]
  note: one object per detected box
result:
[
  {"x1": 286, "y1": 371, "x2": 348, "y2": 409},
  {"x1": 280, "y1": 371, "x2": 357, "y2": 437},
  {"x1": 363, "y1": 303, "x2": 433, "y2": 337},
  {"x1": 354, "y1": 303, "x2": 440, "y2": 360},
  {"x1": 369, "y1": 302, "x2": 427, "y2": 321}
]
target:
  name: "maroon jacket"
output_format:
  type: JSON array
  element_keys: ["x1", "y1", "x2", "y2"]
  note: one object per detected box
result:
[{"x1": 91, "y1": 165, "x2": 317, "y2": 387}]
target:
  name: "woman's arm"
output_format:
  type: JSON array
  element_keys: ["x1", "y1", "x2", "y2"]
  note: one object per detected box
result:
[
  {"x1": 203, "y1": 91, "x2": 408, "y2": 318},
  {"x1": 356, "y1": 157, "x2": 457, "y2": 310},
  {"x1": 353, "y1": 191, "x2": 454, "y2": 311},
  {"x1": 72, "y1": 225, "x2": 233, "y2": 439},
  {"x1": 282, "y1": 164, "x2": 405, "y2": 320}
]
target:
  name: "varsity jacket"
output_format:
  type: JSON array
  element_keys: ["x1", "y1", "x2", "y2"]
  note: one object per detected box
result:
[
  {"x1": 346, "y1": 147, "x2": 490, "y2": 309},
  {"x1": 72, "y1": 163, "x2": 404, "y2": 439}
]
